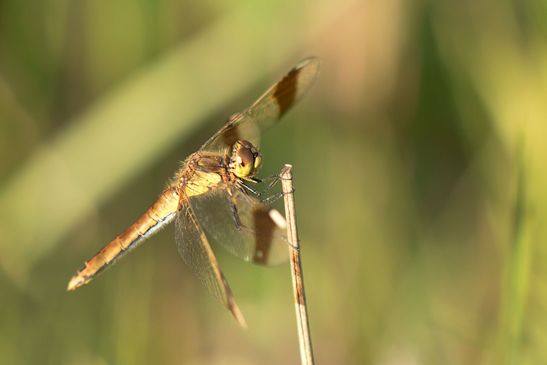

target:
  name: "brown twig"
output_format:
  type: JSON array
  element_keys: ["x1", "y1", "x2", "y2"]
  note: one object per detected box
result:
[{"x1": 280, "y1": 164, "x2": 315, "y2": 365}]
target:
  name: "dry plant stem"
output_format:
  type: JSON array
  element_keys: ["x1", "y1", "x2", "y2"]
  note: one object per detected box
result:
[{"x1": 280, "y1": 164, "x2": 315, "y2": 365}]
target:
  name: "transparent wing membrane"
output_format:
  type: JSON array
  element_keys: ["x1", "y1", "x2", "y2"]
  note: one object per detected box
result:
[
  {"x1": 201, "y1": 57, "x2": 320, "y2": 152},
  {"x1": 175, "y1": 200, "x2": 246, "y2": 326},
  {"x1": 188, "y1": 186, "x2": 288, "y2": 265}
]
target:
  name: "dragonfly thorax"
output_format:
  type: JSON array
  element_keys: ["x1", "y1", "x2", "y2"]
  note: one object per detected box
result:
[{"x1": 229, "y1": 140, "x2": 262, "y2": 181}]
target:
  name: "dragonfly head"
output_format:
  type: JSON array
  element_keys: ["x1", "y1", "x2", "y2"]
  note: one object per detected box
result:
[{"x1": 229, "y1": 140, "x2": 262, "y2": 180}]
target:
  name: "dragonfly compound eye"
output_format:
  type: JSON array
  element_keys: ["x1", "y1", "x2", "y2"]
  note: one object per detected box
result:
[
  {"x1": 232, "y1": 141, "x2": 256, "y2": 178},
  {"x1": 253, "y1": 153, "x2": 262, "y2": 170}
]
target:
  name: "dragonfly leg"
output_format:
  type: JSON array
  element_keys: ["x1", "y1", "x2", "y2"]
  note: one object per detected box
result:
[
  {"x1": 262, "y1": 175, "x2": 281, "y2": 189},
  {"x1": 238, "y1": 181, "x2": 260, "y2": 196},
  {"x1": 262, "y1": 173, "x2": 293, "y2": 188},
  {"x1": 252, "y1": 175, "x2": 295, "y2": 206},
  {"x1": 226, "y1": 190, "x2": 244, "y2": 230},
  {"x1": 261, "y1": 191, "x2": 285, "y2": 206},
  {"x1": 261, "y1": 187, "x2": 295, "y2": 206},
  {"x1": 227, "y1": 187, "x2": 265, "y2": 235}
]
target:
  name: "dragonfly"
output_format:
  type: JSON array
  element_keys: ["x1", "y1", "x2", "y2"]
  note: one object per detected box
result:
[{"x1": 67, "y1": 57, "x2": 320, "y2": 327}]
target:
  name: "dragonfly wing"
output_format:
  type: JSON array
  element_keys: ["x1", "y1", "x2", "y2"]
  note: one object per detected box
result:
[
  {"x1": 188, "y1": 186, "x2": 288, "y2": 266},
  {"x1": 175, "y1": 198, "x2": 247, "y2": 327},
  {"x1": 201, "y1": 57, "x2": 320, "y2": 152}
]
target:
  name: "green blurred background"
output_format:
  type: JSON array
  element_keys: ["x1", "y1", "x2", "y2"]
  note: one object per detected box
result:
[{"x1": 1, "y1": 0, "x2": 546, "y2": 364}]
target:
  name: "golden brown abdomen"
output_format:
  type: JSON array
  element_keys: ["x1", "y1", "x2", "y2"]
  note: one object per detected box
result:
[{"x1": 67, "y1": 187, "x2": 180, "y2": 290}]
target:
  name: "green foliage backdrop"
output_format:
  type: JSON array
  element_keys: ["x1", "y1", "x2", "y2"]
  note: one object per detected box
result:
[{"x1": 1, "y1": 0, "x2": 546, "y2": 364}]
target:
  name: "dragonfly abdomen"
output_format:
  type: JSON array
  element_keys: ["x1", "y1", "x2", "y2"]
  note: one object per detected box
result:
[{"x1": 67, "y1": 187, "x2": 179, "y2": 291}]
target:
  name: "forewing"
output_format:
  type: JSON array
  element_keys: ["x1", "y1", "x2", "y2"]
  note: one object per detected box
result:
[
  {"x1": 189, "y1": 186, "x2": 288, "y2": 265},
  {"x1": 200, "y1": 57, "x2": 320, "y2": 152},
  {"x1": 175, "y1": 199, "x2": 246, "y2": 326}
]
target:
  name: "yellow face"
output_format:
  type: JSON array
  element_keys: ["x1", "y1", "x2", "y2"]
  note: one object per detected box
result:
[{"x1": 229, "y1": 140, "x2": 262, "y2": 180}]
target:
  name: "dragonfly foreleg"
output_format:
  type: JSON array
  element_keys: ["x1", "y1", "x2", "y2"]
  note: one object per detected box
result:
[
  {"x1": 261, "y1": 175, "x2": 281, "y2": 189},
  {"x1": 238, "y1": 181, "x2": 260, "y2": 196},
  {"x1": 247, "y1": 174, "x2": 295, "y2": 207}
]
